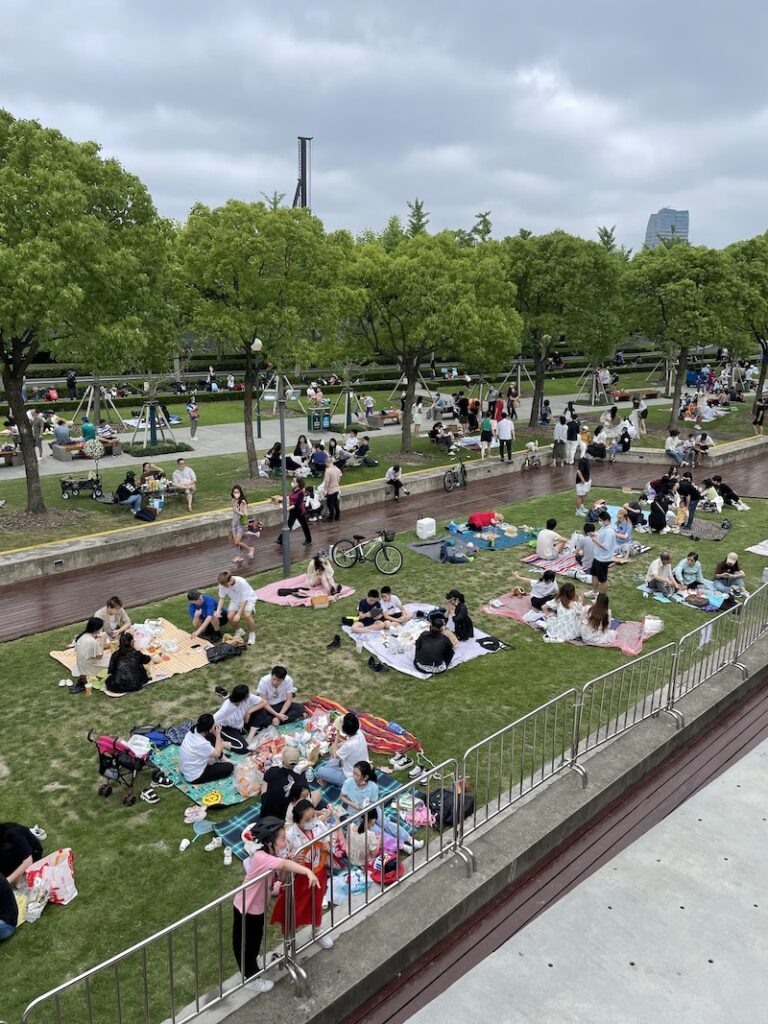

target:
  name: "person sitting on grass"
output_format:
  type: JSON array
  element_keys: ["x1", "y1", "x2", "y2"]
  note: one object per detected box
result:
[
  {"x1": 231, "y1": 815, "x2": 320, "y2": 996},
  {"x1": 178, "y1": 714, "x2": 234, "y2": 785},
  {"x1": 445, "y1": 589, "x2": 474, "y2": 641},
  {"x1": 213, "y1": 684, "x2": 264, "y2": 753},
  {"x1": 537, "y1": 583, "x2": 583, "y2": 644},
  {"x1": 645, "y1": 551, "x2": 685, "y2": 596},
  {"x1": 104, "y1": 632, "x2": 152, "y2": 694},
  {"x1": 380, "y1": 584, "x2": 412, "y2": 624},
  {"x1": 188, "y1": 589, "x2": 229, "y2": 641},
  {"x1": 260, "y1": 748, "x2": 325, "y2": 821},
  {"x1": 529, "y1": 570, "x2": 559, "y2": 610},
  {"x1": 71, "y1": 616, "x2": 110, "y2": 694},
  {"x1": 614, "y1": 508, "x2": 633, "y2": 557},
  {"x1": 306, "y1": 551, "x2": 341, "y2": 595},
  {"x1": 413, "y1": 614, "x2": 456, "y2": 674},
  {"x1": 0, "y1": 822, "x2": 44, "y2": 890},
  {"x1": 246, "y1": 666, "x2": 305, "y2": 735},
  {"x1": 536, "y1": 519, "x2": 567, "y2": 560},
  {"x1": 316, "y1": 713, "x2": 370, "y2": 787},
  {"x1": 115, "y1": 471, "x2": 142, "y2": 514},
  {"x1": 711, "y1": 475, "x2": 750, "y2": 511},
  {"x1": 674, "y1": 551, "x2": 705, "y2": 590},
  {"x1": 340, "y1": 761, "x2": 424, "y2": 853},
  {"x1": 579, "y1": 593, "x2": 617, "y2": 647},
  {"x1": 94, "y1": 595, "x2": 132, "y2": 639},
  {"x1": 384, "y1": 464, "x2": 409, "y2": 501},
  {"x1": 172, "y1": 458, "x2": 197, "y2": 512},
  {"x1": 713, "y1": 554, "x2": 748, "y2": 596},
  {"x1": 348, "y1": 589, "x2": 387, "y2": 633},
  {"x1": 216, "y1": 571, "x2": 257, "y2": 646}
]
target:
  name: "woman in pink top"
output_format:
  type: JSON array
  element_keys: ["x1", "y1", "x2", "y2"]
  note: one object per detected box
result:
[{"x1": 233, "y1": 816, "x2": 319, "y2": 994}]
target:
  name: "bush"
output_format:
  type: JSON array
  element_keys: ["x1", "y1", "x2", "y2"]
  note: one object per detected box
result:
[{"x1": 122, "y1": 441, "x2": 194, "y2": 457}]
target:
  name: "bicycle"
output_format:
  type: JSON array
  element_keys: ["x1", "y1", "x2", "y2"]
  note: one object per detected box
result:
[
  {"x1": 331, "y1": 530, "x2": 403, "y2": 575},
  {"x1": 520, "y1": 441, "x2": 541, "y2": 471},
  {"x1": 443, "y1": 454, "x2": 468, "y2": 492}
]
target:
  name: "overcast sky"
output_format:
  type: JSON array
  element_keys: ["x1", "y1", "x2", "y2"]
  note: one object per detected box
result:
[{"x1": 3, "y1": 0, "x2": 766, "y2": 249}]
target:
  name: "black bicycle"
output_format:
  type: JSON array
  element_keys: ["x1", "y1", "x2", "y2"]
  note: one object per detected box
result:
[{"x1": 443, "y1": 455, "x2": 468, "y2": 492}]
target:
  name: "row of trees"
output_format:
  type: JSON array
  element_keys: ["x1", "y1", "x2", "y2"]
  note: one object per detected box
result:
[{"x1": 2, "y1": 111, "x2": 767, "y2": 514}]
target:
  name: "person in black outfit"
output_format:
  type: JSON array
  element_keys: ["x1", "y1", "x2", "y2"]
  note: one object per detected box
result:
[
  {"x1": 678, "y1": 473, "x2": 702, "y2": 529},
  {"x1": 105, "y1": 632, "x2": 151, "y2": 693},
  {"x1": 414, "y1": 616, "x2": 456, "y2": 675},
  {"x1": 258, "y1": 746, "x2": 320, "y2": 819},
  {"x1": 277, "y1": 477, "x2": 312, "y2": 546},
  {"x1": 445, "y1": 589, "x2": 474, "y2": 641},
  {"x1": 0, "y1": 823, "x2": 43, "y2": 888},
  {"x1": 648, "y1": 494, "x2": 671, "y2": 533}
]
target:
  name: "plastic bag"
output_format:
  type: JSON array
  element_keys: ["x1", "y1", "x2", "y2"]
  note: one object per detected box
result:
[
  {"x1": 26, "y1": 848, "x2": 77, "y2": 906},
  {"x1": 642, "y1": 615, "x2": 665, "y2": 638},
  {"x1": 234, "y1": 760, "x2": 264, "y2": 798}
]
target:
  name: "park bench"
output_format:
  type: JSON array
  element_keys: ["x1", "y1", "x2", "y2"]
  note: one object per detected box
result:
[
  {"x1": 0, "y1": 448, "x2": 22, "y2": 467},
  {"x1": 610, "y1": 387, "x2": 660, "y2": 402}
]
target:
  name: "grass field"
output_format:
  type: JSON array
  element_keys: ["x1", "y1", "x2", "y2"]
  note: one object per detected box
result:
[{"x1": 2, "y1": 484, "x2": 767, "y2": 1023}]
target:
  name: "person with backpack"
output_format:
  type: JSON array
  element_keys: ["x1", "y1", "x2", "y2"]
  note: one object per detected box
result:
[{"x1": 104, "y1": 633, "x2": 151, "y2": 694}]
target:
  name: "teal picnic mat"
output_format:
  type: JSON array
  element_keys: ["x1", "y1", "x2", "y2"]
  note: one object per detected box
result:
[
  {"x1": 213, "y1": 771, "x2": 405, "y2": 859},
  {"x1": 455, "y1": 527, "x2": 536, "y2": 551}
]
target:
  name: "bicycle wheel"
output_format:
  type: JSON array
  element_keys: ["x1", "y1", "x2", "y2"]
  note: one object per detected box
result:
[
  {"x1": 374, "y1": 544, "x2": 403, "y2": 575},
  {"x1": 443, "y1": 469, "x2": 457, "y2": 492},
  {"x1": 331, "y1": 539, "x2": 359, "y2": 569}
]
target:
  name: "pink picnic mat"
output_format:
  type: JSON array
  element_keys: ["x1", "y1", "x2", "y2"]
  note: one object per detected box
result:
[
  {"x1": 481, "y1": 592, "x2": 645, "y2": 656},
  {"x1": 254, "y1": 574, "x2": 355, "y2": 607},
  {"x1": 520, "y1": 552, "x2": 582, "y2": 574}
]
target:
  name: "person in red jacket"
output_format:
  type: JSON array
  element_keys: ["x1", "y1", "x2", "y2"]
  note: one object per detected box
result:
[{"x1": 466, "y1": 511, "x2": 503, "y2": 530}]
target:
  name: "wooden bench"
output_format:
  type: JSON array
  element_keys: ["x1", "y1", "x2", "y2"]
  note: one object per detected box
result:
[
  {"x1": 0, "y1": 449, "x2": 22, "y2": 467},
  {"x1": 610, "y1": 388, "x2": 660, "y2": 401},
  {"x1": 50, "y1": 443, "x2": 84, "y2": 461}
]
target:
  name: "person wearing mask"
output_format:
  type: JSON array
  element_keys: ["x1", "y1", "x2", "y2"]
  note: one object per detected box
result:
[
  {"x1": 178, "y1": 714, "x2": 234, "y2": 784},
  {"x1": 271, "y1": 801, "x2": 334, "y2": 948},
  {"x1": 413, "y1": 615, "x2": 456, "y2": 675},
  {"x1": 590, "y1": 510, "x2": 616, "y2": 595},
  {"x1": 316, "y1": 713, "x2": 369, "y2": 787},
  {"x1": 276, "y1": 477, "x2": 312, "y2": 546}
]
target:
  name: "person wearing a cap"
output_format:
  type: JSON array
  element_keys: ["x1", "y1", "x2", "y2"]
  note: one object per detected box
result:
[
  {"x1": 713, "y1": 553, "x2": 748, "y2": 596},
  {"x1": 413, "y1": 615, "x2": 456, "y2": 675},
  {"x1": 445, "y1": 590, "x2": 474, "y2": 642},
  {"x1": 233, "y1": 816, "x2": 320, "y2": 993},
  {"x1": 188, "y1": 590, "x2": 228, "y2": 641},
  {"x1": 79, "y1": 415, "x2": 96, "y2": 441}
]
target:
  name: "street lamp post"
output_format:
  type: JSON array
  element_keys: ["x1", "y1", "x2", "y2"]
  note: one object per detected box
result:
[
  {"x1": 277, "y1": 372, "x2": 291, "y2": 576},
  {"x1": 251, "y1": 337, "x2": 263, "y2": 439}
]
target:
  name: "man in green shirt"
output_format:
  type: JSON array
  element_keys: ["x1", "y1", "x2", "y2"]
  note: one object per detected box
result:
[{"x1": 80, "y1": 416, "x2": 96, "y2": 441}]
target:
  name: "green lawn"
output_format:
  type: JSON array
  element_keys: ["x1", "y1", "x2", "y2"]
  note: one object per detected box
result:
[{"x1": 3, "y1": 485, "x2": 768, "y2": 1023}]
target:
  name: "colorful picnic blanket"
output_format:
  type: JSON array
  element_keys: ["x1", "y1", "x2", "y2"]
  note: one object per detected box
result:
[
  {"x1": 212, "y1": 773, "x2": 404, "y2": 860},
  {"x1": 340, "y1": 602, "x2": 503, "y2": 679},
  {"x1": 454, "y1": 526, "x2": 536, "y2": 551},
  {"x1": 304, "y1": 697, "x2": 422, "y2": 755},
  {"x1": 482, "y1": 592, "x2": 646, "y2": 656},
  {"x1": 635, "y1": 580, "x2": 725, "y2": 611},
  {"x1": 521, "y1": 551, "x2": 583, "y2": 575},
  {"x1": 253, "y1": 573, "x2": 355, "y2": 607}
]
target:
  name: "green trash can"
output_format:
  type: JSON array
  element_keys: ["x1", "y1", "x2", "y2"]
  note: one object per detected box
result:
[{"x1": 308, "y1": 411, "x2": 322, "y2": 432}]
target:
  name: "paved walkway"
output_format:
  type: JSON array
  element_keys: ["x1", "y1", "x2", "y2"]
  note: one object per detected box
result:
[{"x1": 408, "y1": 735, "x2": 768, "y2": 1024}]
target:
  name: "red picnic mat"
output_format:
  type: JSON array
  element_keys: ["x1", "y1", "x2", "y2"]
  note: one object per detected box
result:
[{"x1": 304, "y1": 697, "x2": 422, "y2": 755}]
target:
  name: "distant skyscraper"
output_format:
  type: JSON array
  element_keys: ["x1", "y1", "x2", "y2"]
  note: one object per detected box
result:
[{"x1": 644, "y1": 207, "x2": 689, "y2": 248}]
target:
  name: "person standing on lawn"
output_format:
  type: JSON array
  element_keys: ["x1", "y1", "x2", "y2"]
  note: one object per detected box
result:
[
  {"x1": 216, "y1": 571, "x2": 257, "y2": 645},
  {"x1": 575, "y1": 453, "x2": 592, "y2": 516},
  {"x1": 496, "y1": 413, "x2": 514, "y2": 463},
  {"x1": 323, "y1": 461, "x2": 342, "y2": 521},
  {"x1": 590, "y1": 509, "x2": 616, "y2": 594},
  {"x1": 186, "y1": 397, "x2": 200, "y2": 438}
]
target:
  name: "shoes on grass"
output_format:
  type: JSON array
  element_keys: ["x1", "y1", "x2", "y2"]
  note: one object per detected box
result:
[
  {"x1": 247, "y1": 633, "x2": 256, "y2": 646},
  {"x1": 215, "y1": 686, "x2": 229, "y2": 698},
  {"x1": 30, "y1": 825, "x2": 47, "y2": 841},
  {"x1": 204, "y1": 837, "x2": 223, "y2": 852},
  {"x1": 140, "y1": 788, "x2": 159, "y2": 804},
  {"x1": 326, "y1": 634, "x2": 341, "y2": 649}
]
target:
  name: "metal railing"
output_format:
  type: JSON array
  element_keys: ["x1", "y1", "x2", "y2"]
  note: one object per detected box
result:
[{"x1": 23, "y1": 584, "x2": 768, "y2": 1024}]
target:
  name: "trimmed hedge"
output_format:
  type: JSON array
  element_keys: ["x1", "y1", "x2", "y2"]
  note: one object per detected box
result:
[{"x1": 122, "y1": 441, "x2": 194, "y2": 457}]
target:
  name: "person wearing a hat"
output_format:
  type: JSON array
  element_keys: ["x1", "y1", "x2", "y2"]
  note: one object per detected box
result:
[
  {"x1": 80, "y1": 415, "x2": 96, "y2": 441},
  {"x1": 413, "y1": 615, "x2": 456, "y2": 676},
  {"x1": 115, "y1": 470, "x2": 142, "y2": 514},
  {"x1": 713, "y1": 553, "x2": 748, "y2": 596},
  {"x1": 445, "y1": 590, "x2": 474, "y2": 641},
  {"x1": 233, "y1": 816, "x2": 320, "y2": 993}
]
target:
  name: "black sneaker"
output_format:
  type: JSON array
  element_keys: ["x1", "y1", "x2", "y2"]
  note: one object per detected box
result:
[
  {"x1": 69, "y1": 682, "x2": 86, "y2": 695},
  {"x1": 214, "y1": 686, "x2": 229, "y2": 698},
  {"x1": 326, "y1": 634, "x2": 341, "y2": 649},
  {"x1": 341, "y1": 617, "x2": 354, "y2": 627}
]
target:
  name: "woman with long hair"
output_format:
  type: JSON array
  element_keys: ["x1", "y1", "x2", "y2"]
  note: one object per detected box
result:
[
  {"x1": 539, "y1": 583, "x2": 583, "y2": 644},
  {"x1": 71, "y1": 617, "x2": 110, "y2": 694},
  {"x1": 105, "y1": 632, "x2": 151, "y2": 693},
  {"x1": 231, "y1": 485, "x2": 255, "y2": 564},
  {"x1": 271, "y1": 801, "x2": 334, "y2": 948},
  {"x1": 580, "y1": 593, "x2": 617, "y2": 647},
  {"x1": 306, "y1": 551, "x2": 340, "y2": 595},
  {"x1": 294, "y1": 435, "x2": 311, "y2": 460},
  {"x1": 277, "y1": 477, "x2": 312, "y2": 546}
]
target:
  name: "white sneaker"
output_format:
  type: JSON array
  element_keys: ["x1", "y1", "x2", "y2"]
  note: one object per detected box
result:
[
  {"x1": 247, "y1": 633, "x2": 256, "y2": 646},
  {"x1": 234, "y1": 628, "x2": 245, "y2": 638},
  {"x1": 246, "y1": 978, "x2": 274, "y2": 994},
  {"x1": 204, "y1": 837, "x2": 222, "y2": 852},
  {"x1": 318, "y1": 933, "x2": 334, "y2": 949},
  {"x1": 543, "y1": 636, "x2": 565, "y2": 643},
  {"x1": 410, "y1": 837, "x2": 425, "y2": 850}
]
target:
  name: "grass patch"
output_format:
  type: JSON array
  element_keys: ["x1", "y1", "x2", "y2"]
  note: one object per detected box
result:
[{"x1": 2, "y1": 485, "x2": 767, "y2": 1022}]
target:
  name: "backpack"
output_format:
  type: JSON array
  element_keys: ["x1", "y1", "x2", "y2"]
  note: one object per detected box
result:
[
  {"x1": 206, "y1": 642, "x2": 243, "y2": 664},
  {"x1": 135, "y1": 507, "x2": 158, "y2": 522},
  {"x1": 426, "y1": 787, "x2": 475, "y2": 828},
  {"x1": 586, "y1": 442, "x2": 606, "y2": 459}
]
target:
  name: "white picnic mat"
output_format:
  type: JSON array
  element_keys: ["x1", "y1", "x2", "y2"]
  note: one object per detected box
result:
[{"x1": 745, "y1": 540, "x2": 768, "y2": 557}]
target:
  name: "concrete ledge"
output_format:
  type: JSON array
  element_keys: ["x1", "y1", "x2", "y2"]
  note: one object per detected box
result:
[{"x1": 219, "y1": 647, "x2": 768, "y2": 1024}]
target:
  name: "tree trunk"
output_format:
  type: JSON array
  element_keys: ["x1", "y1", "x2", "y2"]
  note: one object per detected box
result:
[
  {"x1": 399, "y1": 357, "x2": 418, "y2": 453},
  {"x1": 528, "y1": 346, "x2": 546, "y2": 428},
  {"x1": 752, "y1": 339, "x2": 767, "y2": 414},
  {"x1": 3, "y1": 370, "x2": 46, "y2": 513},
  {"x1": 242, "y1": 345, "x2": 259, "y2": 477},
  {"x1": 667, "y1": 345, "x2": 688, "y2": 430}
]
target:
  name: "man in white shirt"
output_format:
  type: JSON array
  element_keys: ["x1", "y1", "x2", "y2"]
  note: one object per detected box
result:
[
  {"x1": 248, "y1": 666, "x2": 304, "y2": 731},
  {"x1": 645, "y1": 551, "x2": 684, "y2": 596},
  {"x1": 379, "y1": 585, "x2": 412, "y2": 624},
  {"x1": 179, "y1": 714, "x2": 234, "y2": 785},
  {"x1": 536, "y1": 519, "x2": 567, "y2": 560},
  {"x1": 213, "y1": 683, "x2": 262, "y2": 751},
  {"x1": 315, "y1": 712, "x2": 369, "y2": 787},
  {"x1": 496, "y1": 413, "x2": 515, "y2": 463},
  {"x1": 216, "y1": 571, "x2": 257, "y2": 645},
  {"x1": 172, "y1": 457, "x2": 197, "y2": 511}
]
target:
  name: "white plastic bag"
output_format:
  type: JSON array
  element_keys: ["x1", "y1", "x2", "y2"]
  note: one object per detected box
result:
[{"x1": 26, "y1": 848, "x2": 78, "y2": 906}]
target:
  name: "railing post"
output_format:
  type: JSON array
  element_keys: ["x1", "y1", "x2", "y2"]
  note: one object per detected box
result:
[
  {"x1": 282, "y1": 876, "x2": 309, "y2": 997},
  {"x1": 569, "y1": 690, "x2": 588, "y2": 786},
  {"x1": 660, "y1": 642, "x2": 684, "y2": 727}
]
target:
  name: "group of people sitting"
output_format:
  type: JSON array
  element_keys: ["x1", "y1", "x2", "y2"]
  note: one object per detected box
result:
[
  {"x1": 645, "y1": 550, "x2": 748, "y2": 599},
  {"x1": 643, "y1": 467, "x2": 749, "y2": 535},
  {"x1": 115, "y1": 459, "x2": 197, "y2": 515},
  {"x1": 262, "y1": 432, "x2": 375, "y2": 480},
  {"x1": 528, "y1": 580, "x2": 619, "y2": 646},
  {"x1": 665, "y1": 428, "x2": 715, "y2": 468}
]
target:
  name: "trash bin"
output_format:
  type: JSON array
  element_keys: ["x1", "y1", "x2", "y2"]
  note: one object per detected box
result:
[
  {"x1": 321, "y1": 411, "x2": 332, "y2": 430},
  {"x1": 308, "y1": 411, "x2": 322, "y2": 432}
]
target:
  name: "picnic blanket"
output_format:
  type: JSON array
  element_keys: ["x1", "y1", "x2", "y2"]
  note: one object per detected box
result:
[
  {"x1": 212, "y1": 773, "x2": 404, "y2": 860},
  {"x1": 341, "y1": 602, "x2": 504, "y2": 680},
  {"x1": 453, "y1": 526, "x2": 536, "y2": 551},
  {"x1": 254, "y1": 573, "x2": 355, "y2": 607},
  {"x1": 407, "y1": 538, "x2": 474, "y2": 563},
  {"x1": 746, "y1": 540, "x2": 768, "y2": 557},
  {"x1": 636, "y1": 580, "x2": 725, "y2": 611},
  {"x1": 304, "y1": 697, "x2": 422, "y2": 755},
  {"x1": 150, "y1": 744, "x2": 249, "y2": 806},
  {"x1": 482, "y1": 592, "x2": 646, "y2": 656},
  {"x1": 678, "y1": 520, "x2": 731, "y2": 542},
  {"x1": 521, "y1": 551, "x2": 583, "y2": 575},
  {"x1": 50, "y1": 618, "x2": 211, "y2": 694}
]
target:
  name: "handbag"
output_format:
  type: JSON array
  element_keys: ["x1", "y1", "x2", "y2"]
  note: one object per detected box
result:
[{"x1": 206, "y1": 642, "x2": 243, "y2": 664}]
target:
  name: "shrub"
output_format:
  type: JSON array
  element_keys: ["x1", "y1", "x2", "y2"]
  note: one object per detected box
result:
[{"x1": 122, "y1": 441, "x2": 194, "y2": 457}]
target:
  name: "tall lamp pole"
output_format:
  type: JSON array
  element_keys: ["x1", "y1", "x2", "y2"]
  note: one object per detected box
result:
[
  {"x1": 277, "y1": 371, "x2": 291, "y2": 576},
  {"x1": 251, "y1": 337, "x2": 263, "y2": 439}
]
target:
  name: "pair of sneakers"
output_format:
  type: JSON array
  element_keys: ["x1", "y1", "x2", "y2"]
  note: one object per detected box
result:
[{"x1": 390, "y1": 752, "x2": 414, "y2": 772}]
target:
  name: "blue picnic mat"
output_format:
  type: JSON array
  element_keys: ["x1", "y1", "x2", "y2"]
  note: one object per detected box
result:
[
  {"x1": 213, "y1": 771, "x2": 404, "y2": 859},
  {"x1": 454, "y1": 527, "x2": 536, "y2": 551},
  {"x1": 636, "y1": 579, "x2": 725, "y2": 611}
]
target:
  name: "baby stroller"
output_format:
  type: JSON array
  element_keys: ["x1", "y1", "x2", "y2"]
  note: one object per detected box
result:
[
  {"x1": 87, "y1": 731, "x2": 151, "y2": 806},
  {"x1": 520, "y1": 440, "x2": 541, "y2": 471}
]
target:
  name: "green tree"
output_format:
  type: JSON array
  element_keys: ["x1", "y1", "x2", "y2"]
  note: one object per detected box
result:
[
  {"x1": 178, "y1": 201, "x2": 349, "y2": 476},
  {"x1": 345, "y1": 232, "x2": 521, "y2": 451},
  {"x1": 624, "y1": 244, "x2": 740, "y2": 428},
  {"x1": 501, "y1": 231, "x2": 625, "y2": 426},
  {"x1": 472, "y1": 211, "x2": 493, "y2": 243},
  {"x1": 726, "y1": 233, "x2": 768, "y2": 409},
  {"x1": 379, "y1": 215, "x2": 407, "y2": 252},
  {"x1": 517, "y1": 228, "x2": 533, "y2": 240},
  {"x1": 406, "y1": 198, "x2": 430, "y2": 237},
  {"x1": 0, "y1": 110, "x2": 176, "y2": 512}
]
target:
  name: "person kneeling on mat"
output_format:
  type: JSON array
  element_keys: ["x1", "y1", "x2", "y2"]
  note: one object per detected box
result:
[
  {"x1": 413, "y1": 614, "x2": 456, "y2": 675},
  {"x1": 179, "y1": 714, "x2": 234, "y2": 785}
]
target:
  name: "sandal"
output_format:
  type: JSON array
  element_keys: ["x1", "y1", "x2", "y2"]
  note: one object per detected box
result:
[
  {"x1": 204, "y1": 836, "x2": 223, "y2": 852},
  {"x1": 151, "y1": 773, "x2": 174, "y2": 789},
  {"x1": 140, "y1": 788, "x2": 159, "y2": 804}
]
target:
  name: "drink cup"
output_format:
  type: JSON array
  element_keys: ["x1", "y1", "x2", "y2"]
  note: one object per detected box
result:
[{"x1": 179, "y1": 838, "x2": 191, "y2": 852}]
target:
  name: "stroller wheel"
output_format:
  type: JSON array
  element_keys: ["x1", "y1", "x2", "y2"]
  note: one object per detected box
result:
[
  {"x1": 98, "y1": 784, "x2": 113, "y2": 797},
  {"x1": 122, "y1": 794, "x2": 136, "y2": 807}
]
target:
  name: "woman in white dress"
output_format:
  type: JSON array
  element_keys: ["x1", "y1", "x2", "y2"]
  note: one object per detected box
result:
[
  {"x1": 411, "y1": 399, "x2": 424, "y2": 435},
  {"x1": 580, "y1": 594, "x2": 617, "y2": 647},
  {"x1": 540, "y1": 583, "x2": 583, "y2": 644}
]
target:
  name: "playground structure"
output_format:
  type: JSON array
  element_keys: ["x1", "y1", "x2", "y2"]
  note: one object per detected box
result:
[
  {"x1": 129, "y1": 402, "x2": 177, "y2": 449},
  {"x1": 71, "y1": 382, "x2": 127, "y2": 429}
]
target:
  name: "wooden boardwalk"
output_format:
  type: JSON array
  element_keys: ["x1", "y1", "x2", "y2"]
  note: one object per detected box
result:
[{"x1": 1, "y1": 453, "x2": 765, "y2": 644}]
